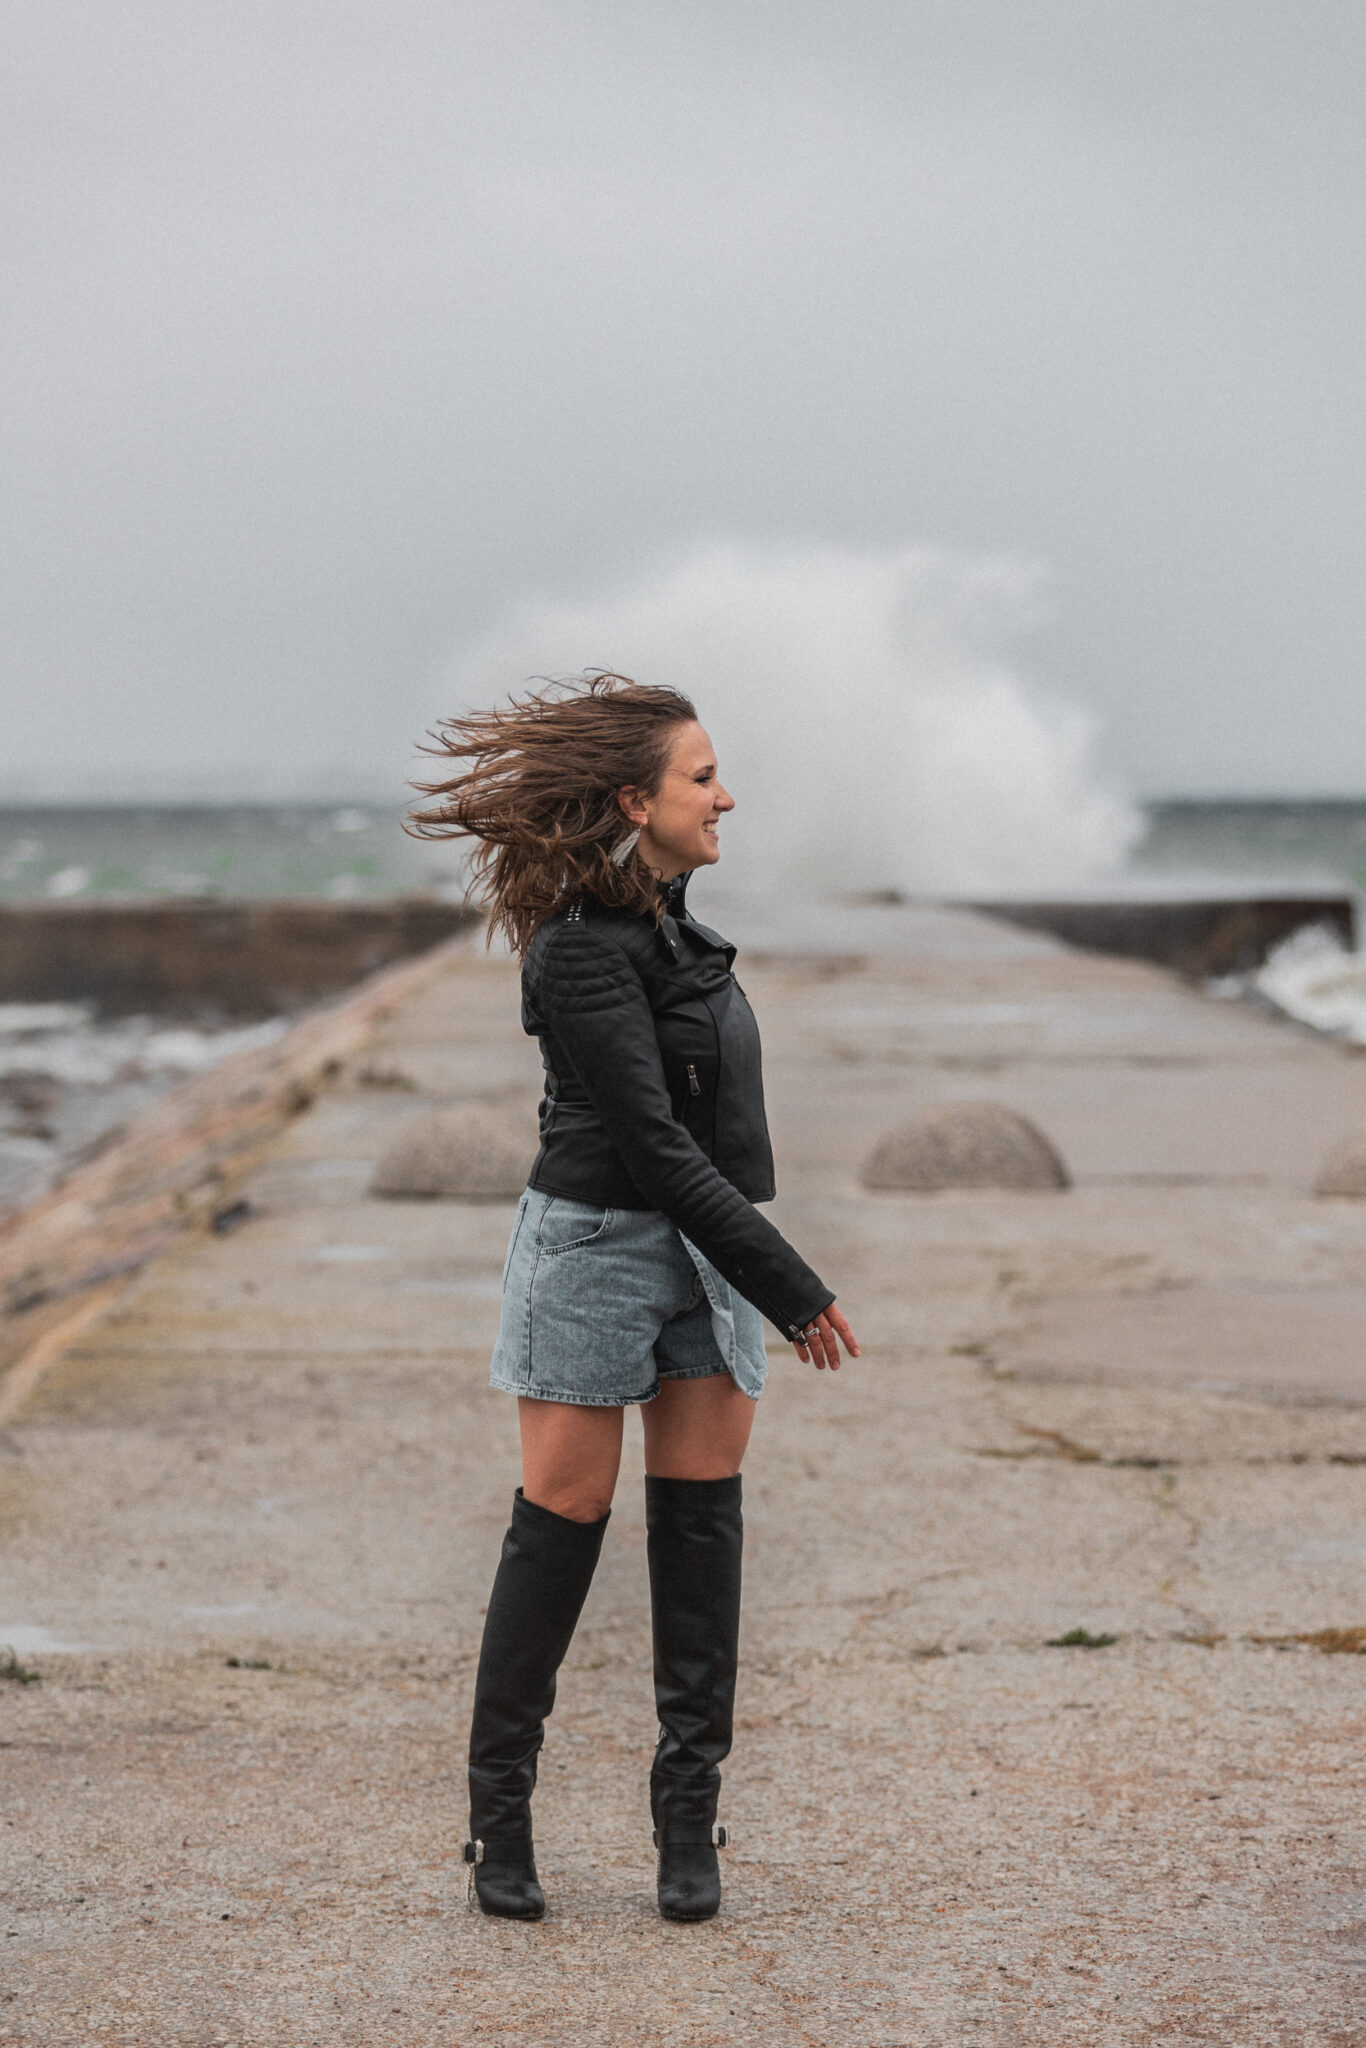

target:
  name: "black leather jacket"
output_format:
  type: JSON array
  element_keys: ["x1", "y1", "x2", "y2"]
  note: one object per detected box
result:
[{"x1": 522, "y1": 877, "x2": 834, "y2": 1341}]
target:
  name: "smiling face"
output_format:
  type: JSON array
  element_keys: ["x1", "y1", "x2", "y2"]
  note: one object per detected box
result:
[{"x1": 619, "y1": 721, "x2": 734, "y2": 882}]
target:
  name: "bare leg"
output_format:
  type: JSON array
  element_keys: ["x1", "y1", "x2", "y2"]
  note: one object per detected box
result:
[
  {"x1": 642, "y1": 1373, "x2": 756, "y2": 1479},
  {"x1": 518, "y1": 1397, "x2": 625, "y2": 1522}
]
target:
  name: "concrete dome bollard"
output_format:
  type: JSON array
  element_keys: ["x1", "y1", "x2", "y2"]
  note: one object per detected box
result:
[
  {"x1": 369, "y1": 1102, "x2": 535, "y2": 1200},
  {"x1": 860, "y1": 1100, "x2": 1070, "y2": 1192},
  {"x1": 1314, "y1": 1128, "x2": 1366, "y2": 1198}
]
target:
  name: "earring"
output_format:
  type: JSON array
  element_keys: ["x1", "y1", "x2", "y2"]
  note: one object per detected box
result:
[{"x1": 610, "y1": 826, "x2": 642, "y2": 868}]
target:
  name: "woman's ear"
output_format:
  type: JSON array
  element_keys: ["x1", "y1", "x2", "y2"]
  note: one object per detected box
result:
[{"x1": 616, "y1": 787, "x2": 649, "y2": 829}]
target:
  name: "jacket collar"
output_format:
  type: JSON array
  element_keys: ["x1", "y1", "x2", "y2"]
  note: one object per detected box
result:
[{"x1": 656, "y1": 870, "x2": 735, "y2": 967}]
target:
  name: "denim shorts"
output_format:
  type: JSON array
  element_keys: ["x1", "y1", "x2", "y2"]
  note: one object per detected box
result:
[{"x1": 489, "y1": 1189, "x2": 769, "y2": 1407}]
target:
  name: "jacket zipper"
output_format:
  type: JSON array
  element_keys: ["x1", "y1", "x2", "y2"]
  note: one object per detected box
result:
[{"x1": 686, "y1": 1063, "x2": 701, "y2": 1097}]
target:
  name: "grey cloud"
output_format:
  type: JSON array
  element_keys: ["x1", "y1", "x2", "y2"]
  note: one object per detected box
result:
[{"x1": 3, "y1": 1, "x2": 1364, "y2": 797}]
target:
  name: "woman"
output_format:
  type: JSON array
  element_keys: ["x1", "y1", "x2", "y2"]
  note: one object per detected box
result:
[{"x1": 410, "y1": 673, "x2": 859, "y2": 1924}]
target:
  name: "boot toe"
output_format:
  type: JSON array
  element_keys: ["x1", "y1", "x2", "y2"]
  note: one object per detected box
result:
[
  {"x1": 474, "y1": 1862, "x2": 545, "y2": 1920},
  {"x1": 657, "y1": 1843, "x2": 721, "y2": 1921}
]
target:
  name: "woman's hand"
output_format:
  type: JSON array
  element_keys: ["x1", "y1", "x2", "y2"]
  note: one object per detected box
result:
[{"x1": 793, "y1": 1304, "x2": 860, "y2": 1371}]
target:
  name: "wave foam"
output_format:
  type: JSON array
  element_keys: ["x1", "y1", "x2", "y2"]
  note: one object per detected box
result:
[
  {"x1": 1252, "y1": 924, "x2": 1366, "y2": 1044},
  {"x1": 442, "y1": 541, "x2": 1143, "y2": 898}
]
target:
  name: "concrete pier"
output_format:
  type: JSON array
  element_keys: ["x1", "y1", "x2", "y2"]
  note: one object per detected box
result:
[
  {"x1": 2, "y1": 905, "x2": 1364, "y2": 2044},
  {"x1": 0, "y1": 898, "x2": 476, "y2": 1017}
]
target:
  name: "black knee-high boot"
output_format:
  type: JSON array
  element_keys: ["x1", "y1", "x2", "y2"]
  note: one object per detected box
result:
[
  {"x1": 464, "y1": 1488, "x2": 609, "y2": 1919},
  {"x1": 645, "y1": 1473, "x2": 743, "y2": 1922}
]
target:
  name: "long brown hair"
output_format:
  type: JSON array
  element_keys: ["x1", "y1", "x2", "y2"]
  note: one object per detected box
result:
[{"x1": 408, "y1": 672, "x2": 698, "y2": 955}]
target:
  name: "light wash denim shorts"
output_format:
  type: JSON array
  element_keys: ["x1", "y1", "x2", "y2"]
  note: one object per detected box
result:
[{"x1": 489, "y1": 1188, "x2": 769, "y2": 1407}]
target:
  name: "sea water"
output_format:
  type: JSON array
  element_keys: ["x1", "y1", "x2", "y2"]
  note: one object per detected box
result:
[
  {"x1": 0, "y1": 1004, "x2": 286, "y2": 1215},
  {"x1": 5, "y1": 796, "x2": 1365, "y2": 903},
  {"x1": 0, "y1": 803, "x2": 457, "y2": 905},
  {"x1": 0, "y1": 805, "x2": 458, "y2": 1212}
]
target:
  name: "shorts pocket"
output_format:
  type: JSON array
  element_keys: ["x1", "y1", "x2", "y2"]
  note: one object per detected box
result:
[{"x1": 534, "y1": 1196, "x2": 613, "y2": 1254}]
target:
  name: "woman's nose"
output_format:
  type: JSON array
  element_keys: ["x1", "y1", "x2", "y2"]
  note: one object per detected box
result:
[{"x1": 714, "y1": 783, "x2": 735, "y2": 812}]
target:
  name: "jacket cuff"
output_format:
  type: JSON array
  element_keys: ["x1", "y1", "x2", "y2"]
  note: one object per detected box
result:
[{"x1": 756, "y1": 1287, "x2": 837, "y2": 1343}]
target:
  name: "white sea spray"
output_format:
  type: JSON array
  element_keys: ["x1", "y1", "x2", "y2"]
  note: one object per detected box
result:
[
  {"x1": 442, "y1": 540, "x2": 1144, "y2": 898},
  {"x1": 1252, "y1": 924, "x2": 1366, "y2": 1045}
]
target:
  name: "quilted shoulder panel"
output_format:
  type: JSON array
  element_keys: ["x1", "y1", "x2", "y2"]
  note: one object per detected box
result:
[{"x1": 536, "y1": 915, "x2": 646, "y2": 1018}]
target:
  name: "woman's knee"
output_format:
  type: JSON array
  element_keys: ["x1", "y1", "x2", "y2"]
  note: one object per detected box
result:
[
  {"x1": 643, "y1": 1375, "x2": 755, "y2": 1478},
  {"x1": 524, "y1": 1480, "x2": 616, "y2": 1524},
  {"x1": 518, "y1": 1397, "x2": 622, "y2": 1522}
]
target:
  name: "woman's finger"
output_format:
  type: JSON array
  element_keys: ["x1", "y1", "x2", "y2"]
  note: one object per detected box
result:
[
  {"x1": 827, "y1": 1307, "x2": 861, "y2": 1359},
  {"x1": 825, "y1": 1306, "x2": 853, "y2": 1353},
  {"x1": 793, "y1": 1307, "x2": 862, "y2": 1370},
  {"x1": 793, "y1": 1324, "x2": 823, "y2": 1368}
]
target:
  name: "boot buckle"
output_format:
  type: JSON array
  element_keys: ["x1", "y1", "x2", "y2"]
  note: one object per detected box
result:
[{"x1": 652, "y1": 1823, "x2": 729, "y2": 1849}]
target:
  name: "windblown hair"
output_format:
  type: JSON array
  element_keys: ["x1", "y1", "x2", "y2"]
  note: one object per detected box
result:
[{"x1": 408, "y1": 672, "x2": 698, "y2": 956}]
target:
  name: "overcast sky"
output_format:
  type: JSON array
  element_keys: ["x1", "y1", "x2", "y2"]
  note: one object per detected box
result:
[{"x1": 3, "y1": 1, "x2": 1364, "y2": 801}]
